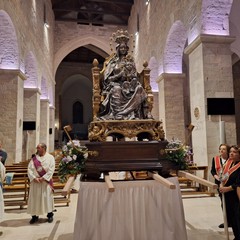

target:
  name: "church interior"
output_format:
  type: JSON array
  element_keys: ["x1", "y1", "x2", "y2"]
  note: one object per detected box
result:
[{"x1": 1, "y1": 0, "x2": 240, "y2": 239}]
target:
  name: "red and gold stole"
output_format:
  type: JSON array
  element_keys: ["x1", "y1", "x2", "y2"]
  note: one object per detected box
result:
[
  {"x1": 222, "y1": 159, "x2": 240, "y2": 185},
  {"x1": 214, "y1": 156, "x2": 222, "y2": 173}
]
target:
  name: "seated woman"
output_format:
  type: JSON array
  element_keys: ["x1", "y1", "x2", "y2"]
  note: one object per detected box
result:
[{"x1": 99, "y1": 30, "x2": 151, "y2": 120}]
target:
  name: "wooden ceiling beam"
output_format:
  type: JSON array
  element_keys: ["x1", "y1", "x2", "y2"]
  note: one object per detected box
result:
[
  {"x1": 52, "y1": 8, "x2": 130, "y2": 16},
  {"x1": 55, "y1": 17, "x2": 128, "y2": 26},
  {"x1": 86, "y1": 0, "x2": 133, "y2": 5}
]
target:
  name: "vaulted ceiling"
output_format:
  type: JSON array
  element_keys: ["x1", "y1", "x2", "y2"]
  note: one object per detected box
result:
[{"x1": 51, "y1": 0, "x2": 134, "y2": 26}]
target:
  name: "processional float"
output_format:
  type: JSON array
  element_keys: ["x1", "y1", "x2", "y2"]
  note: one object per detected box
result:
[{"x1": 64, "y1": 29, "x2": 217, "y2": 193}]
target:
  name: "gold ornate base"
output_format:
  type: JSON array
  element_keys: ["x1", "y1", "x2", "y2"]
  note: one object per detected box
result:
[{"x1": 88, "y1": 119, "x2": 165, "y2": 142}]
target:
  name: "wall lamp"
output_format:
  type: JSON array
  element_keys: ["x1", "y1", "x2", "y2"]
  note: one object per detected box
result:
[{"x1": 44, "y1": 3, "x2": 49, "y2": 28}]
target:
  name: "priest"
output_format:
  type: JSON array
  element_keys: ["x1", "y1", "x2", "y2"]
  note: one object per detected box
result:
[{"x1": 27, "y1": 143, "x2": 55, "y2": 224}]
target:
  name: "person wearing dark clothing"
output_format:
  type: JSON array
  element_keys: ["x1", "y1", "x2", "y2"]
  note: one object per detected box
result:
[
  {"x1": 219, "y1": 145, "x2": 240, "y2": 240},
  {"x1": 210, "y1": 143, "x2": 230, "y2": 228},
  {"x1": 0, "y1": 142, "x2": 7, "y2": 166}
]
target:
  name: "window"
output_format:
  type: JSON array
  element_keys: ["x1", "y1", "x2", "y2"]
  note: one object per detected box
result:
[{"x1": 73, "y1": 101, "x2": 83, "y2": 123}]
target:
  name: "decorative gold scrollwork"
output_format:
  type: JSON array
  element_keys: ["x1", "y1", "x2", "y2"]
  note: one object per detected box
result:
[
  {"x1": 88, "y1": 150, "x2": 99, "y2": 157},
  {"x1": 159, "y1": 149, "x2": 165, "y2": 155}
]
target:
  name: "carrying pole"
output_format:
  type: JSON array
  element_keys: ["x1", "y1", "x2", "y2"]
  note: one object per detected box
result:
[
  {"x1": 219, "y1": 166, "x2": 229, "y2": 240},
  {"x1": 221, "y1": 182, "x2": 229, "y2": 240}
]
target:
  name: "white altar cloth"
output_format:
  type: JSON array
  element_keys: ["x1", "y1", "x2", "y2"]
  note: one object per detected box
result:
[{"x1": 73, "y1": 177, "x2": 187, "y2": 240}]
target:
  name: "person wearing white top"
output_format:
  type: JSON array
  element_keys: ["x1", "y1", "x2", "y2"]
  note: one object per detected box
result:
[
  {"x1": 27, "y1": 143, "x2": 55, "y2": 224},
  {"x1": 210, "y1": 143, "x2": 230, "y2": 228}
]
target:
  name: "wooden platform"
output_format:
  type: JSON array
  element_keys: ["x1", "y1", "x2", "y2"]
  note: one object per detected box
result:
[{"x1": 83, "y1": 141, "x2": 168, "y2": 180}]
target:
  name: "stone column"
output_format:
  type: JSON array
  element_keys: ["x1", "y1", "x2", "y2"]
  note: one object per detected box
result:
[
  {"x1": 157, "y1": 73, "x2": 186, "y2": 142},
  {"x1": 49, "y1": 106, "x2": 55, "y2": 153},
  {"x1": 40, "y1": 99, "x2": 50, "y2": 148},
  {"x1": 184, "y1": 34, "x2": 236, "y2": 167},
  {"x1": 22, "y1": 88, "x2": 41, "y2": 160},
  {"x1": 152, "y1": 92, "x2": 159, "y2": 120},
  {"x1": 233, "y1": 60, "x2": 240, "y2": 144},
  {"x1": 0, "y1": 69, "x2": 26, "y2": 164}
]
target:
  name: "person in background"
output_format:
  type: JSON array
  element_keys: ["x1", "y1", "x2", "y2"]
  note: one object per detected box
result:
[
  {"x1": 219, "y1": 145, "x2": 240, "y2": 240},
  {"x1": 0, "y1": 142, "x2": 7, "y2": 166},
  {"x1": 0, "y1": 161, "x2": 6, "y2": 236},
  {"x1": 27, "y1": 143, "x2": 55, "y2": 224},
  {"x1": 210, "y1": 143, "x2": 230, "y2": 228}
]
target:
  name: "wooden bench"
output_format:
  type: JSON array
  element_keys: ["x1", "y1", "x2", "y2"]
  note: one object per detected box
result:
[
  {"x1": 3, "y1": 167, "x2": 74, "y2": 208},
  {"x1": 3, "y1": 172, "x2": 29, "y2": 209}
]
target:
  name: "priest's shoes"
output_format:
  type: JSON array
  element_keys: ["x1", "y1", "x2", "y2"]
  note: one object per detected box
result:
[
  {"x1": 47, "y1": 212, "x2": 54, "y2": 223},
  {"x1": 47, "y1": 216, "x2": 53, "y2": 223},
  {"x1": 29, "y1": 216, "x2": 39, "y2": 224},
  {"x1": 218, "y1": 223, "x2": 224, "y2": 228}
]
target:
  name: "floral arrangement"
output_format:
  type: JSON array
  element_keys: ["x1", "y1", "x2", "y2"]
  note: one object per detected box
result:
[
  {"x1": 58, "y1": 140, "x2": 88, "y2": 183},
  {"x1": 165, "y1": 139, "x2": 193, "y2": 170}
]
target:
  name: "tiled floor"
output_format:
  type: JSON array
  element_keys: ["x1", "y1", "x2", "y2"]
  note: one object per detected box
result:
[
  {"x1": 183, "y1": 195, "x2": 233, "y2": 240},
  {"x1": 0, "y1": 188, "x2": 234, "y2": 240}
]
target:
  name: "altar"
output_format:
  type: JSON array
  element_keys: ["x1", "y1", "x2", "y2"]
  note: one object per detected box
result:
[{"x1": 73, "y1": 177, "x2": 187, "y2": 240}]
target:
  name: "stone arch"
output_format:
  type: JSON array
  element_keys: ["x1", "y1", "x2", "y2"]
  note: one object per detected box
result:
[
  {"x1": 41, "y1": 76, "x2": 48, "y2": 100},
  {"x1": 201, "y1": 0, "x2": 233, "y2": 36},
  {"x1": 54, "y1": 35, "x2": 110, "y2": 75},
  {"x1": 163, "y1": 20, "x2": 187, "y2": 74},
  {"x1": 148, "y1": 57, "x2": 159, "y2": 92},
  {"x1": 0, "y1": 10, "x2": 19, "y2": 69},
  {"x1": 24, "y1": 52, "x2": 38, "y2": 88},
  {"x1": 58, "y1": 70, "x2": 90, "y2": 93}
]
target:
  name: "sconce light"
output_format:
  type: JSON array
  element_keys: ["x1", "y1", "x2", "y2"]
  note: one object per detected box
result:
[
  {"x1": 44, "y1": 22, "x2": 49, "y2": 28},
  {"x1": 146, "y1": 0, "x2": 150, "y2": 6},
  {"x1": 135, "y1": 13, "x2": 139, "y2": 36},
  {"x1": 44, "y1": 3, "x2": 49, "y2": 28}
]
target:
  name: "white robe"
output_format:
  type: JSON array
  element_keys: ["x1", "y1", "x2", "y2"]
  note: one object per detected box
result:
[
  {"x1": 27, "y1": 152, "x2": 55, "y2": 216},
  {"x1": 0, "y1": 162, "x2": 5, "y2": 221}
]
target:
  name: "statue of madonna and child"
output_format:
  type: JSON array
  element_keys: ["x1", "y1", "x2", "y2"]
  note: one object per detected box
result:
[
  {"x1": 87, "y1": 29, "x2": 166, "y2": 142},
  {"x1": 98, "y1": 29, "x2": 153, "y2": 121}
]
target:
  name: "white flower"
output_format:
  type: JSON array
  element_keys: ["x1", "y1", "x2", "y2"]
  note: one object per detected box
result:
[
  {"x1": 84, "y1": 152, "x2": 88, "y2": 159},
  {"x1": 72, "y1": 154, "x2": 77, "y2": 160},
  {"x1": 73, "y1": 140, "x2": 81, "y2": 147},
  {"x1": 67, "y1": 155, "x2": 73, "y2": 162},
  {"x1": 62, "y1": 145, "x2": 68, "y2": 151}
]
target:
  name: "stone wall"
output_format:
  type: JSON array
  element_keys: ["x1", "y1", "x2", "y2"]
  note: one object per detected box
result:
[
  {"x1": 0, "y1": 0, "x2": 55, "y2": 162},
  {"x1": 128, "y1": 0, "x2": 202, "y2": 72},
  {"x1": 0, "y1": 0, "x2": 54, "y2": 84}
]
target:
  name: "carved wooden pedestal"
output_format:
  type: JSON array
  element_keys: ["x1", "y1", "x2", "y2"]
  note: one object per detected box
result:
[{"x1": 88, "y1": 119, "x2": 165, "y2": 142}]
